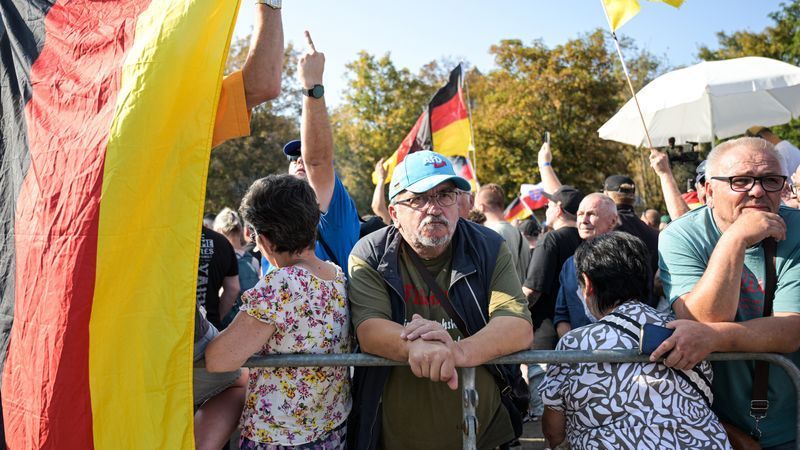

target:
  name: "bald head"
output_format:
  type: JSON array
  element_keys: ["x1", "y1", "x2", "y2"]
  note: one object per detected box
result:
[{"x1": 576, "y1": 193, "x2": 618, "y2": 239}]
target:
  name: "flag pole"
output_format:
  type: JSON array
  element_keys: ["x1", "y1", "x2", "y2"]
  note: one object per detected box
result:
[
  {"x1": 462, "y1": 62, "x2": 479, "y2": 179},
  {"x1": 599, "y1": 0, "x2": 655, "y2": 150}
]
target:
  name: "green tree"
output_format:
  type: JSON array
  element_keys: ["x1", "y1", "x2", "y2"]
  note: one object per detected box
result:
[
  {"x1": 469, "y1": 30, "x2": 664, "y2": 207},
  {"x1": 331, "y1": 53, "x2": 438, "y2": 212},
  {"x1": 204, "y1": 38, "x2": 302, "y2": 214},
  {"x1": 698, "y1": 0, "x2": 800, "y2": 145}
]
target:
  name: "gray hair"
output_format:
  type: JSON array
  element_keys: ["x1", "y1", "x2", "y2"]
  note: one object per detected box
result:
[
  {"x1": 213, "y1": 207, "x2": 242, "y2": 236},
  {"x1": 706, "y1": 137, "x2": 784, "y2": 178}
]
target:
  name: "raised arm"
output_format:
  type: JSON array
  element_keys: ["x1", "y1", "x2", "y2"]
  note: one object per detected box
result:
[
  {"x1": 538, "y1": 142, "x2": 562, "y2": 194},
  {"x1": 299, "y1": 31, "x2": 335, "y2": 211},
  {"x1": 241, "y1": 4, "x2": 283, "y2": 108},
  {"x1": 649, "y1": 149, "x2": 689, "y2": 220},
  {"x1": 371, "y1": 158, "x2": 392, "y2": 225}
]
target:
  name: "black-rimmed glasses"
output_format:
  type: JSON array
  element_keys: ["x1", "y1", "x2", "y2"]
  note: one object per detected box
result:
[
  {"x1": 709, "y1": 175, "x2": 786, "y2": 193},
  {"x1": 393, "y1": 190, "x2": 459, "y2": 209}
]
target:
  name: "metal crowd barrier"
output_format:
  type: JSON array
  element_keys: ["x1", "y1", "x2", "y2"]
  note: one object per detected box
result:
[{"x1": 241, "y1": 350, "x2": 800, "y2": 450}]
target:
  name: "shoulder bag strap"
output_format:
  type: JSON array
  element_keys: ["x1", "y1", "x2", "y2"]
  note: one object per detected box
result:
[
  {"x1": 401, "y1": 242, "x2": 515, "y2": 395},
  {"x1": 750, "y1": 237, "x2": 777, "y2": 439},
  {"x1": 402, "y1": 243, "x2": 469, "y2": 337}
]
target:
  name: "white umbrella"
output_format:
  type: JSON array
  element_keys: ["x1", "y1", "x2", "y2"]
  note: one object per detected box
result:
[{"x1": 598, "y1": 56, "x2": 800, "y2": 147}]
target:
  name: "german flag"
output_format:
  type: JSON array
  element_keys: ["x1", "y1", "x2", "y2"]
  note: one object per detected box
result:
[
  {"x1": 373, "y1": 64, "x2": 472, "y2": 184},
  {"x1": 504, "y1": 197, "x2": 532, "y2": 222},
  {"x1": 0, "y1": 1, "x2": 239, "y2": 448}
]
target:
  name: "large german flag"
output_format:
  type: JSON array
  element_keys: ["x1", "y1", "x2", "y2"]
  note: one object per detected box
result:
[
  {"x1": 0, "y1": 0, "x2": 240, "y2": 448},
  {"x1": 373, "y1": 64, "x2": 473, "y2": 184}
]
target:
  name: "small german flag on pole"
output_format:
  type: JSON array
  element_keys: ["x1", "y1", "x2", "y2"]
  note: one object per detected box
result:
[
  {"x1": 374, "y1": 64, "x2": 473, "y2": 185},
  {"x1": 503, "y1": 197, "x2": 533, "y2": 222},
  {"x1": 0, "y1": 1, "x2": 240, "y2": 447}
]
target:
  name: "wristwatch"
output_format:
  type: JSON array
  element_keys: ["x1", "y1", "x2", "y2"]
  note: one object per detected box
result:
[
  {"x1": 256, "y1": 0, "x2": 281, "y2": 9},
  {"x1": 303, "y1": 84, "x2": 324, "y2": 99}
]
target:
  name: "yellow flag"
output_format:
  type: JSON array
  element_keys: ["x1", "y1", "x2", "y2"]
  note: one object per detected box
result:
[
  {"x1": 603, "y1": 0, "x2": 684, "y2": 32},
  {"x1": 651, "y1": 0, "x2": 684, "y2": 7},
  {"x1": 603, "y1": 0, "x2": 641, "y2": 31}
]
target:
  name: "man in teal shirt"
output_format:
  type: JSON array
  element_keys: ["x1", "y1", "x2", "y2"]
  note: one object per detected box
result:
[{"x1": 656, "y1": 136, "x2": 800, "y2": 449}]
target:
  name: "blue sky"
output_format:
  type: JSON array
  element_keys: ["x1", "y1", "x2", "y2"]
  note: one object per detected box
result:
[{"x1": 233, "y1": 1, "x2": 784, "y2": 107}]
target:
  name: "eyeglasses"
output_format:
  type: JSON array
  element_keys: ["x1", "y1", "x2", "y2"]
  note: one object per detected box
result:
[
  {"x1": 286, "y1": 155, "x2": 300, "y2": 162},
  {"x1": 245, "y1": 224, "x2": 258, "y2": 243},
  {"x1": 394, "y1": 190, "x2": 459, "y2": 209},
  {"x1": 709, "y1": 175, "x2": 787, "y2": 193},
  {"x1": 791, "y1": 183, "x2": 798, "y2": 197}
]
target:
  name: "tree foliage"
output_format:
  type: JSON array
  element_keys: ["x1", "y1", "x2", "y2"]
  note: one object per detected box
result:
[
  {"x1": 697, "y1": 0, "x2": 800, "y2": 144},
  {"x1": 331, "y1": 53, "x2": 441, "y2": 211},
  {"x1": 204, "y1": 38, "x2": 301, "y2": 214},
  {"x1": 332, "y1": 31, "x2": 665, "y2": 213},
  {"x1": 467, "y1": 30, "x2": 663, "y2": 207}
]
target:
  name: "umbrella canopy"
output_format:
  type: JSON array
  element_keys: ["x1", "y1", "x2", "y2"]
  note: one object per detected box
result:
[{"x1": 598, "y1": 56, "x2": 800, "y2": 147}]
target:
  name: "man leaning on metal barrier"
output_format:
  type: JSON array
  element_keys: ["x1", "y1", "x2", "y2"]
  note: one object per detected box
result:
[
  {"x1": 346, "y1": 150, "x2": 533, "y2": 450},
  {"x1": 656, "y1": 136, "x2": 800, "y2": 449}
]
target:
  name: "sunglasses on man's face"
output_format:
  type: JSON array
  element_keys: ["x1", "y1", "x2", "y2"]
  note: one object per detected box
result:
[{"x1": 286, "y1": 155, "x2": 300, "y2": 162}]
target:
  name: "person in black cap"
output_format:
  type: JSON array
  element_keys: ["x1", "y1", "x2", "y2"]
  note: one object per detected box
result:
[
  {"x1": 258, "y1": 31, "x2": 360, "y2": 278},
  {"x1": 521, "y1": 185, "x2": 584, "y2": 420},
  {"x1": 603, "y1": 175, "x2": 659, "y2": 307}
]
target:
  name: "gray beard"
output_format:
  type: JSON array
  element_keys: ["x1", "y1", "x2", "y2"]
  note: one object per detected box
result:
[
  {"x1": 413, "y1": 215, "x2": 452, "y2": 248},
  {"x1": 416, "y1": 234, "x2": 451, "y2": 248}
]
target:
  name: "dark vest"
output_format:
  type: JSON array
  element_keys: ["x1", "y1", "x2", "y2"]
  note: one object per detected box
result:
[{"x1": 347, "y1": 219, "x2": 524, "y2": 450}]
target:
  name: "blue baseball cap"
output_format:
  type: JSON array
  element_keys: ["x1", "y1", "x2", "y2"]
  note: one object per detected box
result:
[
  {"x1": 283, "y1": 140, "x2": 301, "y2": 158},
  {"x1": 389, "y1": 151, "x2": 471, "y2": 200}
]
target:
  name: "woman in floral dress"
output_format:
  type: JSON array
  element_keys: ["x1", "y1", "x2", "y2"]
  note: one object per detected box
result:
[{"x1": 206, "y1": 174, "x2": 350, "y2": 449}]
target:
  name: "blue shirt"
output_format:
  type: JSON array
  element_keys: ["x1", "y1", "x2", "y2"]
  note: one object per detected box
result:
[
  {"x1": 262, "y1": 174, "x2": 360, "y2": 278},
  {"x1": 659, "y1": 205, "x2": 800, "y2": 447},
  {"x1": 553, "y1": 256, "x2": 591, "y2": 330}
]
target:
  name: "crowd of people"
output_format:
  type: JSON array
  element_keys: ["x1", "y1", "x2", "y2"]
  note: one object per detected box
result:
[{"x1": 187, "y1": 4, "x2": 800, "y2": 450}]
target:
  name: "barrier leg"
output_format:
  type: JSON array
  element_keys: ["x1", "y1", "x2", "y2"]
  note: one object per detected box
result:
[{"x1": 462, "y1": 367, "x2": 478, "y2": 450}]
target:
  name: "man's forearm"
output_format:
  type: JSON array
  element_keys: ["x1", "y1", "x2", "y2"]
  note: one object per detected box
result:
[
  {"x1": 356, "y1": 318, "x2": 409, "y2": 361},
  {"x1": 673, "y1": 233, "x2": 746, "y2": 322},
  {"x1": 710, "y1": 314, "x2": 800, "y2": 354},
  {"x1": 454, "y1": 316, "x2": 533, "y2": 367},
  {"x1": 658, "y1": 172, "x2": 690, "y2": 220},
  {"x1": 242, "y1": 6, "x2": 283, "y2": 108}
]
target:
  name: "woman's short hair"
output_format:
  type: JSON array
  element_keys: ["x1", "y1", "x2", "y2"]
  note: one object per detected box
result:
[
  {"x1": 239, "y1": 174, "x2": 320, "y2": 254},
  {"x1": 213, "y1": 207, "x2": 242, "y2": 236},
  {"x1": 574, "y1": 231, "x2": 649, "y2": 313}
]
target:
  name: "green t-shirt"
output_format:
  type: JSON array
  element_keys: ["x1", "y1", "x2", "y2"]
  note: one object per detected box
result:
[
  {"x1": 349, "y1": 242, "x2": 531, "y2": 450},
  {"x1": 659, "y1": 205, "x2": 800, "y2": 447}
]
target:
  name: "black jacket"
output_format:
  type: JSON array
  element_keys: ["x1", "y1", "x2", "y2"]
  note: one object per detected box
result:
[{"x1": 347, "y1": 220, "x2": 526, "y2": 449}]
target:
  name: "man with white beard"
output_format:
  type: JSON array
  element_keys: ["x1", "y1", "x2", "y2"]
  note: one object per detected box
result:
[{"x1": 346, "y1": 150, "x2": 533, "y2": 449}]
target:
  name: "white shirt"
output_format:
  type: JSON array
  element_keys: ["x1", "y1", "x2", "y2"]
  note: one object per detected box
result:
[{"x1": 776, "y1": 140, "x2": 800, "y2": 176}]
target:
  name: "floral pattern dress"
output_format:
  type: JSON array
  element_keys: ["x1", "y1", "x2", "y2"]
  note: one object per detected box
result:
[{"x1": 239, "y1": 264, "x2": 351, "y2": 446}]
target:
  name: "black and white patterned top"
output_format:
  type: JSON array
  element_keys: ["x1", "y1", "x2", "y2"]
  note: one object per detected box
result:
[{"x1": 540, "y1": 301, "x2": 732, "y2": 449}]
